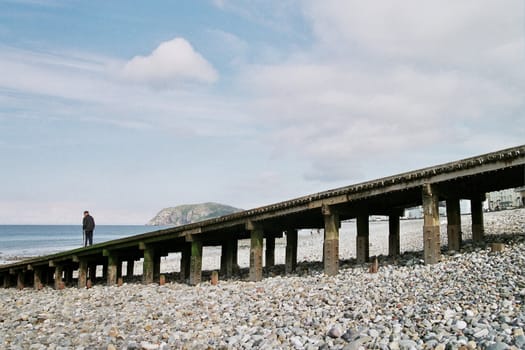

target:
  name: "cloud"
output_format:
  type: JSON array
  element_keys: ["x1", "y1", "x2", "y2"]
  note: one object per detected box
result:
[
  {"x1": 0, "y1": 45, "x2": 246, "y2": 137},
  {"x1": 121, "y1": 37, "x2": 218, "y2": 88},
  {"x1": 304, "y1": 1, "x2": 524, "y2": 64},
  {"x1": 234, "y1": 1, "x2": 525, "y2": 182}
]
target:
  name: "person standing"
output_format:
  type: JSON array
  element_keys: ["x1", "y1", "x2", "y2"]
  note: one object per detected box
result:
[{"x1": 82, "y1": 210, "x2": 95, "y2": 247}]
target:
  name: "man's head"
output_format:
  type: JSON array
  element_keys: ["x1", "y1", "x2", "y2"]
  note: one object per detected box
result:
[{"x1": 84, "y1": 211, "x2": 89, "y2": 216}]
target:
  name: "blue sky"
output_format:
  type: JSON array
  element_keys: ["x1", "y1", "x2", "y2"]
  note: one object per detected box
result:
[{"x1": 0, "y1": 0, "x2": 524, "y2": 224}]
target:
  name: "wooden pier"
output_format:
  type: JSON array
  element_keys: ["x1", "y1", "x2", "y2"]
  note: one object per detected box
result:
[{"x1": 1, "y1": 145, "x2": 524, "y2": 289}]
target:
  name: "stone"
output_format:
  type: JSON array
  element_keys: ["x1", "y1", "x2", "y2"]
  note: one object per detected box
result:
[
  {"x1": 456, "y1": 320, "x2": 467, "y2": 330},
  {"x1": 514, "y1": 335, "x2": 525, "y2": 348},
  {"x1": 473, "y1": 328, "x2": 488, "y2": 338},
  {"x1": 485, "y1": 342, "x2": 509, "y2": 350},
  {"x1": 327, "y1": 325, "x2": 342, "y2": 338}
]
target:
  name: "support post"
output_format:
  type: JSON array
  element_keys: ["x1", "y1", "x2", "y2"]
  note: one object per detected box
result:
[
  {"x1": 356, "y1": 214, "x2": 369, "y2": 264},
  {"x1": 6, "y1": 272, "x2": 14, "y2": 289},
  {"x1": 143, "y1": 247, "x2": 155, "y2": 284},
  {"x1": 64, "y1": 266, "x2": 73, "y2": 286},
  {"x1": 78, "y1": 259, "x2": 88, "y2": 288},
  {"x1": 471, "y1": 195, "x2": 485, "y2": 242},
  {"x1": 180, "y1": 243, "x2": 191, "y2": 282},
  {"x1": 46, "y1": 267, "x2": 55, "y2": 286},
  {"x1": 102, "y1": 261, "x2": 108, "y2": 281},
  {"x1": 422, "y1": 183, "x2": 441, "y2": 264},
  {"x1": 285, "y1": 229, "x2": 298, "y2": 274},
  {"x1": 126, "y1": 260, "x2": 134, "y2": 279},
  {"x1": 34, "y1": 269, "x2": 43, "y2": 290},
  {"x1": 17, "y1": 271, "x2": 25, "y2": 290},
  {"x1": 54, "y1": 265, "x2": 63, "y2": 290},
  {"x1": 323, "y1": 205, "x2": 340, "y2": 276},
  {"x1": 153, "y1": 255, "x2": 161, "y2": 282},
  {"x1": 88, "y1": 263, "x2": 97, "y2": 284},
  {"x1": 265, "y1": 236, "x2": 275, "y2": 267},
  {"x1": 107, "y1": 254, "x2": 119, "y2": 286},
  {"x1": 220, "y1": 240, "x2": 234, "y2": 278},
  {"x1": 189, "y1": 240, "x2": 203, "y2": 285},
  {"x1": 232, "y1": 238, "x2": 236, "y2": 274},
  {"x1": 388, "y1": 213, "x2": 400, "y2": 257},
  {"x1": 249, "y1": 223, "x2": 264, "y2": 282},
  {"x1": 446, "y1": 198, "x2": 462, "y2": 251}
]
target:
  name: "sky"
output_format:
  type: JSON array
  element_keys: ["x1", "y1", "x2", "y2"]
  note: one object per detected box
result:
[{"x1": 0, "y1": 0, "x2": 524, "y2": 225}]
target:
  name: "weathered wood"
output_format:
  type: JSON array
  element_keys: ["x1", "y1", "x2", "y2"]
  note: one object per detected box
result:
[
  {"x1": 211, "y1": 270, "x2": 219, "y2": 285},
  {"x1": 446, "y1": 198, "x2": 462, "y2": 251},
  {"x1": 323, "y1": 205, "x2": 340, "y2": 276},
  {"x1": 64, "y1": 266, "x2": 73, "y2": 285},
  {"x1": 356, "y1": 214, "x2": 369, "y2": 264},
  {"x1": 34, "y1": 269, "x2": 43, "y2": 290},
  {"x1": 78, "y1": 259, "x2": 88, "y2": 288},
  {"x1": 220, "y1": 240, "x2": 234, "y2": 278},
  {"x1": 285, "y1": 229, "x2": 298, "y2": 274},
  {"x1": 369, "y1": 257, "x2": 379, "y2": 273},
  {"x1": 189, "y1": 240, "x2": 203, "y2": 285},
  {"x1": 388, "y1": 214, "x2": 400, "y2": 257},
  {"x1": 126, "y1": 260, "x2": 135, "y2": 278},
  {"x1": 180, "y1": 243, "x2": 191, "y2": 282},
  {"x1": 143, "y1": 247, "x2": 155, "y2": 284},
  {"x1": 88, "y1": 263, "x2": 97, "y2": 285},
  {"x1": 107, "y1": 254, "x2": 119, "y2": 286},
  {"x1": 471, "y1": 196, "x2": 485, "y2": 242},
  {"x1": 265, "y1": 236, "x2": 275, "y2": 267},
  {"x1": 54, "y1": 265, "x2": 63, "y2": 290},
  {"x1": 422, "y1": 183, "x2": 441, "y2": 264},
  {"x1": 491, "y1": 243, "x2": 505, "y2": 252},
  {"x1": 249, "y1": 225, "x2": 264, "y2": 282},
  {"x1": 17, "y1": 271, "x2": 25, "y2": 290}
]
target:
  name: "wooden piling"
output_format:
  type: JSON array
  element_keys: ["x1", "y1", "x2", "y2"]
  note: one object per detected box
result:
[
  {"x1": 356, "y1": 214, "x2": 369, "y2": 264},
  {"x1": 471, "y1": 195, "x2": 485, "y2": 242},
  {"x1": 446, "y1": 198, "x2": 462, "y2": 251},
  {"x1": 388, "y1": 213, "x2": 400, "y2": 257},
  {"x1": 78, "y1": 259, "x2": 88, "y2": 288},
  {"x1": 285, "y1": 229, "x2": 298, "y2": 274},
  {"x1": 249, "y1": 223, "x2": 264, "y2": 282},
  {"x1": 323, "y1": 205, "x2": 340, "y2": 276},
  {"x1": 265, "y1": 236, "x2": 275, "y2": 267},
  {"x1": 422, "y1": 183, "x2": 441, "y2": 264},
  {"x1": 189, "y1": 240, "x2": 203, "y2": 285}
]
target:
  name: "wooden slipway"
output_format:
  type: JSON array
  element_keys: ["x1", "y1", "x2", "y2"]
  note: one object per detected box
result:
[{"x1": 1, "y1": 145, "x2": 524, "y2": 289}]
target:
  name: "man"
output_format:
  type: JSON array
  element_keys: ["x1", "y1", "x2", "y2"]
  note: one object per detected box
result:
[{"x1": 82, "y1": 210, "x2": 95, "y2": 247}]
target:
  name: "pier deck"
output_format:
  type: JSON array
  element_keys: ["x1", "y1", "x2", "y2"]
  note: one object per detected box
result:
[{"x1": 1, "y1": 145, "x2": 524, "y2": 289}]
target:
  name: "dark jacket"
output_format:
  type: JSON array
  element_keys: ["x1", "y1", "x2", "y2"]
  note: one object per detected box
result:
[{"x1": 83, "y1": 215, "x2": 95, "y2": 231}]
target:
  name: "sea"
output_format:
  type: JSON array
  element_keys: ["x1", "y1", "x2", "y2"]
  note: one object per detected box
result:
[{"x1": 0, "y1": 225, "x2": 171, "y2": 265}]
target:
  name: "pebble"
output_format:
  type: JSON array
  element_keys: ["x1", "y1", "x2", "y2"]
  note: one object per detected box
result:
[
  {"x1": 0, "y1": 208, "x2": 524, "y2": 349},
  {"x1": 456, "y1": 320, "x2": 467, "y2": 330}
]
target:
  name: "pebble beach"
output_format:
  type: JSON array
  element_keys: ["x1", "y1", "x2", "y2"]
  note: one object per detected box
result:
[{"x1": 1, "y1": 208, "x2": 524, "y2": 350}]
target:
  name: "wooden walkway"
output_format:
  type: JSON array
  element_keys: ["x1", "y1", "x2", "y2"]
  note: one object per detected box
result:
[{"x1": 1, "y1": 144, "x2": 524, "y2": 289}]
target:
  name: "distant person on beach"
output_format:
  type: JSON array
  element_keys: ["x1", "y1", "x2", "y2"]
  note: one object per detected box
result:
[{"x1": 82, "y1": 211, "x2": 95, "y2": 247}]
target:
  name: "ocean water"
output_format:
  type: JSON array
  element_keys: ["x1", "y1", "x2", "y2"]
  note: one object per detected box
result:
[{"x1": 0, "y1": 225, "x2": 170, "y2": 265}]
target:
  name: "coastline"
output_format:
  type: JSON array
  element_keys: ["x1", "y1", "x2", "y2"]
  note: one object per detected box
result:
[{"x1": 0, "y1": 208, "x2": 524, "y2": 349}]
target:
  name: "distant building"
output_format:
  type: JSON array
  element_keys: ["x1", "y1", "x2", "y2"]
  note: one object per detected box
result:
[
  {"x1": 486, "y1": 188, "x2": 522, "y2": 211},
  {"x1": 402, "y1": 189, "x2": 523, "y2": 218},
  {"x1": 516, "y1": 187, "x2": 525, "y2": 207}
]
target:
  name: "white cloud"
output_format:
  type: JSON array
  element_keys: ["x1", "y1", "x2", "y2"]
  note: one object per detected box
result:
[
  {"x1": 0, "y1": 45, "x2": 247, "y2": 137},
  {"x1": 304, "y1": 1, "x2": 524, "y2": 65},
  {"x1": 234, "y1": 1, "x2": 525, "y2": 182},
  {"x1": 121, "y1": 37, "x2": 218, "y2": 88}
]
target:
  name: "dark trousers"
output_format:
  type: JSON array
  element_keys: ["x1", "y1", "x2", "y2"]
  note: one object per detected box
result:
[{"x1": 84, "y1": 230, "x2": 93, "y2": 247}]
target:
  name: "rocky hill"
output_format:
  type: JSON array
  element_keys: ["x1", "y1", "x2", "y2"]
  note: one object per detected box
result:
[{"x1": 147, "y1": 202, "x2": 243, "y2": 226}]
